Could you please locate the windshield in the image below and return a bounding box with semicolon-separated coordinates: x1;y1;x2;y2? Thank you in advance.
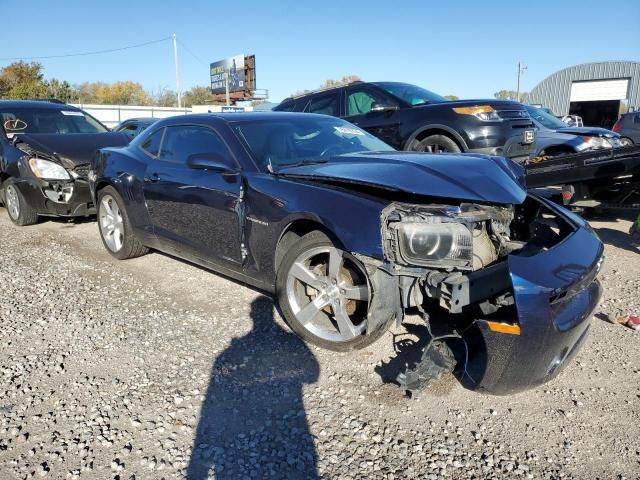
525;105;567;130
233;116;394;170
373;82;448;106
0;107;108;135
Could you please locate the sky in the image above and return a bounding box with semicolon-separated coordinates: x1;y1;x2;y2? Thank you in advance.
1;0;639;103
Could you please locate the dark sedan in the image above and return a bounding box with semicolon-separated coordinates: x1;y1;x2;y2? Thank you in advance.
90;112;603;395
0;100;129;225
113;117;157;139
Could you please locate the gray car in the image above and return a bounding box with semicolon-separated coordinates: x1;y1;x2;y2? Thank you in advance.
525;105;623;158
612;111;639;145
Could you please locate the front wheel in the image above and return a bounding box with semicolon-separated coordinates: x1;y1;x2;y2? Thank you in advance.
276;231;394;351
2;180;38;226
409;134;461;153
97;186;148;260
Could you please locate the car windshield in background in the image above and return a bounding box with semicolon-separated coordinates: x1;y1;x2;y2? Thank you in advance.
525;105;567;130
233;117;394;170
0;107;108;134
374;82;448;106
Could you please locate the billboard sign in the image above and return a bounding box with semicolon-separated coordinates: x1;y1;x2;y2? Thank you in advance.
210;54;245;94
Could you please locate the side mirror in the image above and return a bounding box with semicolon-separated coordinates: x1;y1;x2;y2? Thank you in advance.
371;102;399;113
186;153;235;173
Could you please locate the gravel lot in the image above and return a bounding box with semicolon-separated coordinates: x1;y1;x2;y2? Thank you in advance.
0;207;638;480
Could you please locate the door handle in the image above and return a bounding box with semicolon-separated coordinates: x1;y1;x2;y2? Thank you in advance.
144;173;160;183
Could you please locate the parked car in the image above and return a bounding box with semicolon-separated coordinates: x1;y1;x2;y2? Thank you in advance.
525;105;623;158
90;112;603;395
612;111;640;145
113;117;157;139
274;81;536;163
0;100;130;225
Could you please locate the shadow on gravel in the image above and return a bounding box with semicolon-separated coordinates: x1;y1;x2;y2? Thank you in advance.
594;227;639;254
186;296;320;479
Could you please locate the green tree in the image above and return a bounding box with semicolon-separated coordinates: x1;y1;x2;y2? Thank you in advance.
445;95;459;100
150;87;178;107
494;89;528;102
45;79;76;102
0;61;48;99
183;86;215;107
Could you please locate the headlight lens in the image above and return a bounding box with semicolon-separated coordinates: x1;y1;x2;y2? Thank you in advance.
28;158;71;180
397;221;473;268
453;105;503;122
581;136;612;149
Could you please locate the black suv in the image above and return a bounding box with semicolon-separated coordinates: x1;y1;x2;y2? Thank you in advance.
612;111;640;145
275;81;536;162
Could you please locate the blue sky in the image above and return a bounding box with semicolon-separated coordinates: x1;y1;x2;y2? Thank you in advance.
2;0;638;103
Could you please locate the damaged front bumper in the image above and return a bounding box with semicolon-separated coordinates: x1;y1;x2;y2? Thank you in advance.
379;196;604;395
13;176;95;217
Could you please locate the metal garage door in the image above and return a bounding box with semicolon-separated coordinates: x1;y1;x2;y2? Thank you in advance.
570;79;630;102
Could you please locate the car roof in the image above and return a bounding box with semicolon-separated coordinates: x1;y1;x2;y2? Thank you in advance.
121;117;157;123
151;112;332;127
0;99;80;110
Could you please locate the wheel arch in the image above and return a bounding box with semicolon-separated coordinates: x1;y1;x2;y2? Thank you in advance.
274;216;345;272
404;124;468;151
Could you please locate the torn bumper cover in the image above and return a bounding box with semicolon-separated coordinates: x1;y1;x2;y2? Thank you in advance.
13;175;95;217
465;221;603;394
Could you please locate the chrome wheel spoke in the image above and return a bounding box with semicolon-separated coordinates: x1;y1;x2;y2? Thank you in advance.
296;295;329;326
289;262;323;289
328;247;343;281
343;284;369;301
99;194;124;252
332;302;358;339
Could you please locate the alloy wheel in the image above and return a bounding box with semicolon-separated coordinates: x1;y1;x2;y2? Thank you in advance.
5;185;20;220
99;195;124;252
285;246;371;342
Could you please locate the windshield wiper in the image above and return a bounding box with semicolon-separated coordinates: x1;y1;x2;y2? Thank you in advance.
279;159;328;169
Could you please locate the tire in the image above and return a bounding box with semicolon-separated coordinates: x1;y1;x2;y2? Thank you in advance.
620;137;634;147
276;231;394;351
97;186;148;260
410;134;461;154
2;179;38;226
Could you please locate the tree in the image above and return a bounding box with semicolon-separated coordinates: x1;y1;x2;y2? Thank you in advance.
445;95;459;100
183;86;215;107
150;87;178;107
0;61;48;99
494;90;528;102
45;79;76;102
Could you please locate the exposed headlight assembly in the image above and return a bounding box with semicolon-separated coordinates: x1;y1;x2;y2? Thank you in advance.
396;220;473;269
28;158;71;180
580;136;612;150
453;105;502;122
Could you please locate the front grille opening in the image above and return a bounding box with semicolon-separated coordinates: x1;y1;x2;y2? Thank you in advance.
511;196;576;256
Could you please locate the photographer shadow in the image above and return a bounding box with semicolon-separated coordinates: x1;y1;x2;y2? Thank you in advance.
186;296;320;479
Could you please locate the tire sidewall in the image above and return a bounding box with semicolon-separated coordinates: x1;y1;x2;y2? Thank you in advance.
3;179;37;226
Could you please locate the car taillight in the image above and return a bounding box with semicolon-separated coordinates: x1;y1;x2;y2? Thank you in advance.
612;121;622;132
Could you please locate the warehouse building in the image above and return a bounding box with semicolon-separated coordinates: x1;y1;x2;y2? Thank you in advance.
528;61;640;128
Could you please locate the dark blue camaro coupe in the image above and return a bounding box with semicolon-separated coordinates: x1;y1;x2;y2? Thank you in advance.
90;112;603;395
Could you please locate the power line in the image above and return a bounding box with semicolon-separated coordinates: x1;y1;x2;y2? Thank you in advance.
0;37;172;61
176;39;208;66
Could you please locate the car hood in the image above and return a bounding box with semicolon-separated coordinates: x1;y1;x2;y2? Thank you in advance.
555;127;619;138
14;132;130;169
277;152;527;205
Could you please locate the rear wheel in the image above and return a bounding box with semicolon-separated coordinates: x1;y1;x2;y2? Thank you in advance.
410;134;461;153
2;179;38;226
97;186;148;260
620;137;634;147
276;231;393;351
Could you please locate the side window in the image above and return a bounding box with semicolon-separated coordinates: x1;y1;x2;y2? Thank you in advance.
276;101;296;112
121;124;138;139
346;88;391;116
158;125;231;165
634;114;640;124
140;128;164;157
305;93;340;117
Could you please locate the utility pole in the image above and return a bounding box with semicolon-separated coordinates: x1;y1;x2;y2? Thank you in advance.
172;33;182;108
224;71;231;106
516;61;527;103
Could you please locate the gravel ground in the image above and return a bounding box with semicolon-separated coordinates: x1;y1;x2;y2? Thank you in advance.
0;208;638;480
